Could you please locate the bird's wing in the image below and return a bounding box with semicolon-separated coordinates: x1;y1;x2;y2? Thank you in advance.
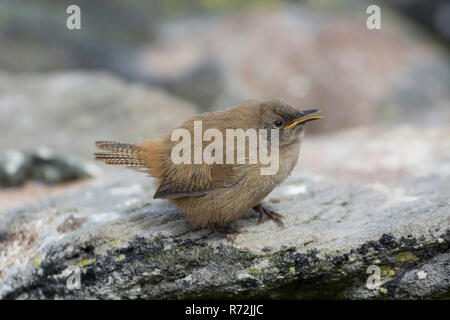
153;163;249;199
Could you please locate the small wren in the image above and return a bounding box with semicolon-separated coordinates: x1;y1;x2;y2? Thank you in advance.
94;100;322;240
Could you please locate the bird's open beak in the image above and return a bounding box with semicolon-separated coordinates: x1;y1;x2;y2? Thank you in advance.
284;109;323;130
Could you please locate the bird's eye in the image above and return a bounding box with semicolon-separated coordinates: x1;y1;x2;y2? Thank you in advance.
274;120;283;128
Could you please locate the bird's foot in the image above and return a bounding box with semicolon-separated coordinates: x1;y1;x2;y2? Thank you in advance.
252;204;285;227
206;224;247;242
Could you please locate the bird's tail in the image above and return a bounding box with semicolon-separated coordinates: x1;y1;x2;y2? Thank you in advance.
94;141;144;167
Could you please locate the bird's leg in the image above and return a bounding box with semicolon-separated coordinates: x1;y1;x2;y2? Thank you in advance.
206;223;247;242
252;204;285;227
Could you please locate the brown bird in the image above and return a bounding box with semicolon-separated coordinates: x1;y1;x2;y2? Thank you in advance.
94;100;322;240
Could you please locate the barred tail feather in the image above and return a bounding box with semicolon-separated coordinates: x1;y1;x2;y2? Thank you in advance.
94;141;144;167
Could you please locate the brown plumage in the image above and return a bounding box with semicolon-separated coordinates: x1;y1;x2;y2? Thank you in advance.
94;100;322;240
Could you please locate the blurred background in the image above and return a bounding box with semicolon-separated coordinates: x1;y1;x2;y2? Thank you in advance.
0;0;449;210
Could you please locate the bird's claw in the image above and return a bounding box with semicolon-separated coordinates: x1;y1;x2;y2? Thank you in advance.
253;204;285;228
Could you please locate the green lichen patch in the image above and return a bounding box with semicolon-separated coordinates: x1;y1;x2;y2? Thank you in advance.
397;251;418;263
33;254;42;267
76;258;96;267
289;267;295;275
247;267;262;277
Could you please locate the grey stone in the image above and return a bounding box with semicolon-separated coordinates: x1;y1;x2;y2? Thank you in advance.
0;148;98;187
28;149;94;185
395;253;450;298
0;151;31;187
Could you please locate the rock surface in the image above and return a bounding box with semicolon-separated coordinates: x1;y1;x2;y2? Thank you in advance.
0;125;448;299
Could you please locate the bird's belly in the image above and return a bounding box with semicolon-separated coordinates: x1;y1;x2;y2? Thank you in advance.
172;170;286;227
171;186;265;227
172;144;300;227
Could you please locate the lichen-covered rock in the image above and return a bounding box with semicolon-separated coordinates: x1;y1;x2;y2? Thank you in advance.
0;125;448;299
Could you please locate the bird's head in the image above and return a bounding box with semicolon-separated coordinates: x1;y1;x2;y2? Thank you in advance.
258;100;323;146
